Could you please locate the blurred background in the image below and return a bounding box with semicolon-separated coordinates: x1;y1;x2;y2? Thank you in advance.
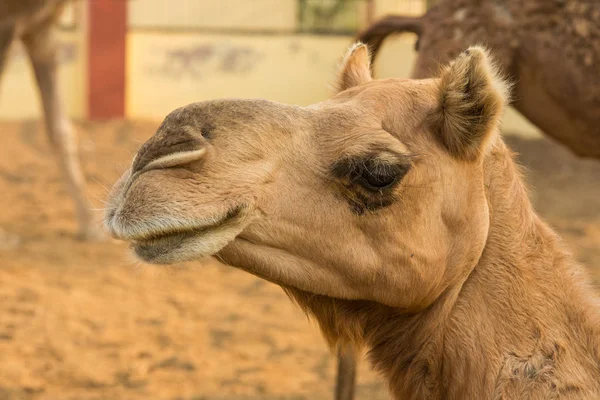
0;1;598;399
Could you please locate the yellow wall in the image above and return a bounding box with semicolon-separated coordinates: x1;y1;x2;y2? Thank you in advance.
375;0;426;18
125;31;418;115
127;32;354;116
128;0;297;32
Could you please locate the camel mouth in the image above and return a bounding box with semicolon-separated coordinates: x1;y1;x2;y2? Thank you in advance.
125;205;247;264
132;230;204;263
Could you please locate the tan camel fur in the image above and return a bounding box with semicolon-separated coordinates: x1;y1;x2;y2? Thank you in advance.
105;44;600;399
0;0;99;239
357;0;600;159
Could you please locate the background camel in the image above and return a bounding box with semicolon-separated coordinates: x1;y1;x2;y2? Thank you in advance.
357;0;600;159
105;44;600;399
0;0;98;240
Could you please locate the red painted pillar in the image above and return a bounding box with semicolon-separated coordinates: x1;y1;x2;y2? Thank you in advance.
87;0;127;119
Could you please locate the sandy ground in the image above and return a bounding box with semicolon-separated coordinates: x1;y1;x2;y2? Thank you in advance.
0;120;598;400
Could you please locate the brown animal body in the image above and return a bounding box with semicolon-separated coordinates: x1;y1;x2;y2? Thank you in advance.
357;0;600;159
0;0;99;239
105;44;600;399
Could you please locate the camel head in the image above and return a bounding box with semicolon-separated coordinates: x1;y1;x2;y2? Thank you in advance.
105;44;509;311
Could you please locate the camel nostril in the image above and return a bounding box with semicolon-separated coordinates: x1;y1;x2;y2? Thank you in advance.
137;148;207;172
131;135;206;174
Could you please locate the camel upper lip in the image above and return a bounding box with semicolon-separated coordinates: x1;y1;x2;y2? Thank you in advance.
109;204;245;242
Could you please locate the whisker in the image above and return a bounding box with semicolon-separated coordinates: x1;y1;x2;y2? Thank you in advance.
132;261;147;277
88;207;108;212
91;177;111;195
86;193;108;206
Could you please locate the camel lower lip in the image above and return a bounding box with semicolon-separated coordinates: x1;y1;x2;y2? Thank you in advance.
132;231;198;262
129;205;246;263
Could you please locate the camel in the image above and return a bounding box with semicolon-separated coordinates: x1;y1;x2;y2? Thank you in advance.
0;0;99;239
356;0;600;159
104;43;600;399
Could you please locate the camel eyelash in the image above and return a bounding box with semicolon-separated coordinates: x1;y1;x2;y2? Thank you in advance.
330;153;411;214
331;154;410;185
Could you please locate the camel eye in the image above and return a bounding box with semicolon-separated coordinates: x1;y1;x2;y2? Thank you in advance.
331;154;410;194
352;168;398;191
331;154;410;214
351;158;409;192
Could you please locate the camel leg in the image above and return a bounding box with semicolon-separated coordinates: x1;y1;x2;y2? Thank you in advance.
0;25;16;86
0;26;24;249
335;345;357;400
22;23;102;240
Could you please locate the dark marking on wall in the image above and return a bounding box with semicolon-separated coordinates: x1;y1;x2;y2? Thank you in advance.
149;43;265;79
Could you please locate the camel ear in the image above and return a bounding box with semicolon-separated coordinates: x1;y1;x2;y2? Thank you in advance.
335;43;372;92
429;46;510;160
